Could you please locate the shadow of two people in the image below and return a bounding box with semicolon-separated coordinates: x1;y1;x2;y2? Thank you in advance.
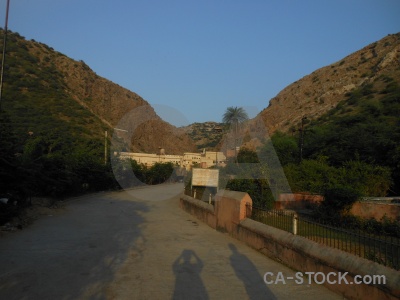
172;244;276;300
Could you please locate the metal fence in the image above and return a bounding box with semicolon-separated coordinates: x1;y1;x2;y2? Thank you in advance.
247;205;400;270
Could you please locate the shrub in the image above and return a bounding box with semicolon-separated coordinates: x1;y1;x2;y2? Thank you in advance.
321;185;361;214
237;148;259;163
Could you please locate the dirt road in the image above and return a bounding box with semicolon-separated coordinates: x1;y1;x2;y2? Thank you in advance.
0;184;341;299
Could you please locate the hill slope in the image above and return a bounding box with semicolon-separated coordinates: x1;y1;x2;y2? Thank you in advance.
254;33;400;135
183;33;400;153
0;30;196;155
180;122;225;151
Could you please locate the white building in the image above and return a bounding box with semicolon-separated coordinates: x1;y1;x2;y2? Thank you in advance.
117;152;182;167
116;149;226;170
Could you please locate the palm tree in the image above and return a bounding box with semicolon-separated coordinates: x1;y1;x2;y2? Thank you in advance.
222;106;249;161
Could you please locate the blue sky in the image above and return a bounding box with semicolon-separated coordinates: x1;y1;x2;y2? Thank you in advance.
1;0;399;126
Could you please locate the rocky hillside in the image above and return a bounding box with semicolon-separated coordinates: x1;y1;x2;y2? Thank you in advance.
3;30;398;155
183;33;400;152
1;30;196;155
253;33;400;136
180;122;225;151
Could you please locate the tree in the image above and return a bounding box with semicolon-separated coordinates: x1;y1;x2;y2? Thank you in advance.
237;148;259;163
222;106;249;161
222;106;249;132
146;162;174;184
259;131;298;166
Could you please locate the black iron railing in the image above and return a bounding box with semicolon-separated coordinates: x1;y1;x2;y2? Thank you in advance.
247;204;400;270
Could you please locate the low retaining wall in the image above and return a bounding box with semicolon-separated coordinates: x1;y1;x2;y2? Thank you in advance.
180;190;400;300
180;194;216;229
276;193;323;210
237;218;400;300
350;201;400;221
276;194;400;222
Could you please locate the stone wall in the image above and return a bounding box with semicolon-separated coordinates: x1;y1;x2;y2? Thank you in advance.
275;193;323;210
350;202;400;221
180;194;216;229
236;218;400;300
276;194;400;222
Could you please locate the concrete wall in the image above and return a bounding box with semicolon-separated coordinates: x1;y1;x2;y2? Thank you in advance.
180;190;400;300
214;190;252;233
350;202;400;221
237;219;400;300
276;193;323;210
277;194;400;222
180;194;216;229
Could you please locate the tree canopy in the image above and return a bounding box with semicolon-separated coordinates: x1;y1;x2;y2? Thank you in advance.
222;106;249;129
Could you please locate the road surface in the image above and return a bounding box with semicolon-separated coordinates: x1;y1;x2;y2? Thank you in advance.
0;183;342;299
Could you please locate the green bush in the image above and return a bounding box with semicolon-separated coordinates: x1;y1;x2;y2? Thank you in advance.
284;158;338;194
339;160;392;197
259;132;298;166
321;185;361;214
237;148;259;163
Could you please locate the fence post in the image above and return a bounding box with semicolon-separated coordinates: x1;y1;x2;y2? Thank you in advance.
292;213;298;235
209;193;212;204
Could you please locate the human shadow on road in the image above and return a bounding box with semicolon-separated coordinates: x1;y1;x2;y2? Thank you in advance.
172;249;209;300
228;243;276;300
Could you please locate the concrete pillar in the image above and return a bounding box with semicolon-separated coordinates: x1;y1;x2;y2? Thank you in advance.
215;190;252;234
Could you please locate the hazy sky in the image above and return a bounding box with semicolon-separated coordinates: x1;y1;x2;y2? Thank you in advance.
1;0;399;126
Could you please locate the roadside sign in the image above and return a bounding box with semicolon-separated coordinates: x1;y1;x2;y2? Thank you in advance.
192;168;219;188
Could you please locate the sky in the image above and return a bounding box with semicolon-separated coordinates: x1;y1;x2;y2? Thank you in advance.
0;0;399;126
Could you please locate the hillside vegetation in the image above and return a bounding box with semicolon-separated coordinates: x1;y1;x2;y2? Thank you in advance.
0;30;195;224
0;31;113;203
0;29;196;154
223;33;400;213
222;78;400;238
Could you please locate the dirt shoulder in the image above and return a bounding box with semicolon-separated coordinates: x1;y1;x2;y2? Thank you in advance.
0;197;67;236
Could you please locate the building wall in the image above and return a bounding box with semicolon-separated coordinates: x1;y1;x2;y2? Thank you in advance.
117;152;181;166
117;151;226;170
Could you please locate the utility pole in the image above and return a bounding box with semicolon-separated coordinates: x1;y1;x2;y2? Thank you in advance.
299;116;307;162
104;130;108;165
0;0;11;112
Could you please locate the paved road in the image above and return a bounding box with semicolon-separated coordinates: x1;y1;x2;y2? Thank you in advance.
0;184;342;299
